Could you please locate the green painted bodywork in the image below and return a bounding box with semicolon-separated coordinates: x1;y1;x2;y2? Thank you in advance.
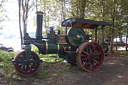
47;42;70;54
35;41;71;54
24;45;31;60
57;35;68;44
68;27;86;46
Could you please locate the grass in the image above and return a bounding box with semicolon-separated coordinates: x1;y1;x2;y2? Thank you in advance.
0;49;70;81
36;62;72;79
0;50;15;74
0;50;16;81
113;50;128;54
1;46;128;82
2;48;127;82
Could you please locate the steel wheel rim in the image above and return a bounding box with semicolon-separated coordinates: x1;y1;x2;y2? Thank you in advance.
14;50;40;76
77;42;104;72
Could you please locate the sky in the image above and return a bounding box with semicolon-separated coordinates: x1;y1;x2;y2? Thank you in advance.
2;0;19;34
2;0;36;33
0;0;36;51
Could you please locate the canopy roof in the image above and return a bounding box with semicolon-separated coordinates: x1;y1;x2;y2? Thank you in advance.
61;18;113;29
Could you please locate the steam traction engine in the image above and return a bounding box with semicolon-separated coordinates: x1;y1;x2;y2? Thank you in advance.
12;11;113;76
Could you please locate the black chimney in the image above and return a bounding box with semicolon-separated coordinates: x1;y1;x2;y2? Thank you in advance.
36;11;43;41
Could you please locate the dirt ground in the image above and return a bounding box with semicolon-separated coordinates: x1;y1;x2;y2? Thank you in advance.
1;52;128;85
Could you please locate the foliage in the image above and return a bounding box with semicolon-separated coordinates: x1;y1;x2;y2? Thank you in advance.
0;0;7;29
19;0;36;34
69;0;87;18
0;0;4;7
18;0;128;40
34;0;128;52
37;0;67;35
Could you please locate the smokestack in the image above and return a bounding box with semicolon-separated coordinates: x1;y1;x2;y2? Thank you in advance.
36;11;43;40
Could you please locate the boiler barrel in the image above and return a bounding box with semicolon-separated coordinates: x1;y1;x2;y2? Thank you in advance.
36;42;71;54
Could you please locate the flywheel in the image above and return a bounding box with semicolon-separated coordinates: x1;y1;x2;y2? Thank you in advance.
67;27;86;47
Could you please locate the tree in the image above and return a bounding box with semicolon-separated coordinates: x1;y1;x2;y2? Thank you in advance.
18;0;36;35
0;0;4;7
18;0;36;48
0;0;7;29
60;0;66;21
37;0;67;35
85;0;125;52
18;0;23;48
20;0;30;34
21;0;128;52
120;0;128;50
69;0;87;18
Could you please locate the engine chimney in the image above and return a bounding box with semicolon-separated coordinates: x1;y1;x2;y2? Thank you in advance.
36;11;43;41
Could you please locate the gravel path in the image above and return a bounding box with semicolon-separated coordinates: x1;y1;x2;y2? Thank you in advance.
41;53;128;85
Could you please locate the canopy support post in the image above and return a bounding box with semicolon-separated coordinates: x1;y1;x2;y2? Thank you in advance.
102;26;104;43
95;27;97;42
65;22;68;35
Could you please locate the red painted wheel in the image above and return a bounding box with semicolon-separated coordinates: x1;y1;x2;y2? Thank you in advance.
13;50;40;76
76;42;104;72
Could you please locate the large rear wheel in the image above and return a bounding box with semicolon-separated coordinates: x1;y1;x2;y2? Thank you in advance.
13;50;40;76
76;42;104;72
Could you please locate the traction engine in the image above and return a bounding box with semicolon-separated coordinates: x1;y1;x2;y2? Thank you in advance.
12;11;113;76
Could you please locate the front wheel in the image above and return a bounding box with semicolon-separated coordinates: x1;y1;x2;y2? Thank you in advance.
13;50;40;76
76;42;104;72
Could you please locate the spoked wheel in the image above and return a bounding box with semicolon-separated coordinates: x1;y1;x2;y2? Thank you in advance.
76;42;104;72
13;50;40;76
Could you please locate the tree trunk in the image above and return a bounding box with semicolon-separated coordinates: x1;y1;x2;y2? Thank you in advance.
110;23;114;53
79;0;87;18
119;34;122;43
115;27;118;50
21;0;30;35
110;18;115;53
18;0;23;49
110;0;116;53
70;0;87;18
101;0;104;44
61;1;66;21
110;35;114;53
0;0;4;7
116;35;117;50
126;27;128;51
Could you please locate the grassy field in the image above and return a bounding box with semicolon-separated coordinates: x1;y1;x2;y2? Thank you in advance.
0;50;15;81
0;50;71;81
1;47;127;82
